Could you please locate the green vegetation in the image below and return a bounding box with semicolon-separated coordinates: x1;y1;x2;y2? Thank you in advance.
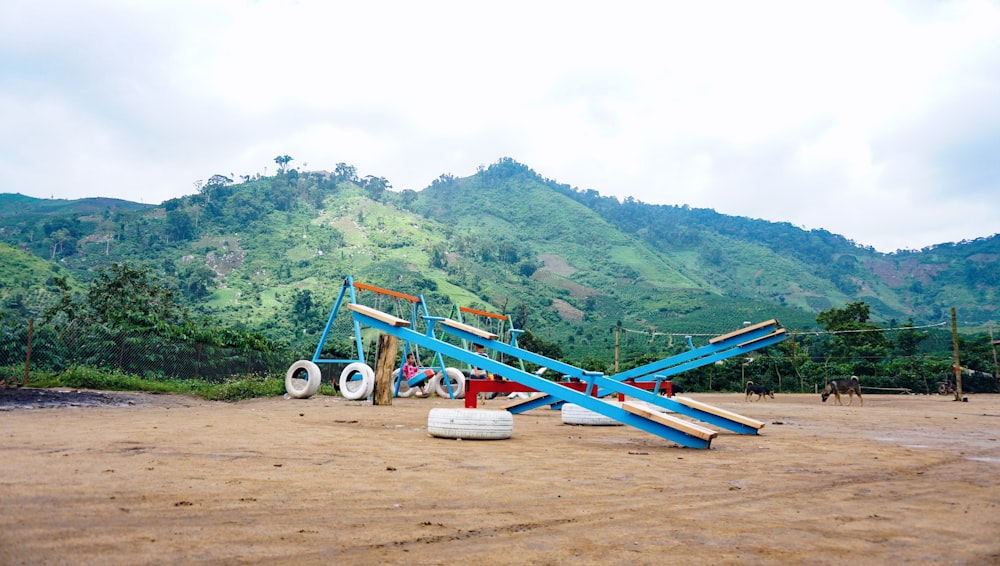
5;366;286;402
1;157;998;398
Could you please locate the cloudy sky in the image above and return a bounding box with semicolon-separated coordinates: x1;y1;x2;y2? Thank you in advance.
2;1;999;252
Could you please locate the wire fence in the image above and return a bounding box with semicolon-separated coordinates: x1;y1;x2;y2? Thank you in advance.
0;318;287;384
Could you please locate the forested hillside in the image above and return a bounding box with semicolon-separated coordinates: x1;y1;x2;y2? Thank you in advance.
1;158;997;377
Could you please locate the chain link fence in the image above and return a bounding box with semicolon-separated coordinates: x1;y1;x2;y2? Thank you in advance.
1;318;288;384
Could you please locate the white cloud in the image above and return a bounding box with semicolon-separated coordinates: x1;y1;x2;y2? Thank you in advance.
1;0;999;252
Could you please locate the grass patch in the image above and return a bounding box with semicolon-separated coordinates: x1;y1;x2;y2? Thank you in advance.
8;366;297;402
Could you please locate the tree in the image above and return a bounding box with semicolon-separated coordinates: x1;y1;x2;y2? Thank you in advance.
429;243;448;269
43;217;81;259
274;155;293;173
361;175;390;201
894;318;929;357
182;264;218;300
166;210;194;241
47;263;187;330
292;289;315;323
47;228;71;260
517;329;563;359
334;163;358;184
815;301;888;369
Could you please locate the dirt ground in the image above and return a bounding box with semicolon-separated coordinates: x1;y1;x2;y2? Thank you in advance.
1;388;999;565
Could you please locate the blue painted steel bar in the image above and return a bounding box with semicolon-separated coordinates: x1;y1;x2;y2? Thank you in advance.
632;330;787;381
610;322;782;382
312;276;364;365
432;320;766;435
506;394;560;414
350;311;712;448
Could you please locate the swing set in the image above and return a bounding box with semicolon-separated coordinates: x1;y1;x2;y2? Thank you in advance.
448;304;527;376
284;276;454;400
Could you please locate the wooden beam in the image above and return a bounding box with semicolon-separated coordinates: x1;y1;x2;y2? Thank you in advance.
623;401;718;442
345;303;410;327
737;329;788;349
671;396;765;430
439;317;499;340
710;319;780;344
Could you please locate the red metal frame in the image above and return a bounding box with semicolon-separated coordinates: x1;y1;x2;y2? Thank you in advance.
464;379;672;408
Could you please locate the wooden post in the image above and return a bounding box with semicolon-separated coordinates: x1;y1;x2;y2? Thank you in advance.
614;326;620;374
989;324;999;391
951;308;963;401
373;333;398;406
23;318;34;387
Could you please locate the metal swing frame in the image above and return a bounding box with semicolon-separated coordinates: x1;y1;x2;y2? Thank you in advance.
311;276;448;397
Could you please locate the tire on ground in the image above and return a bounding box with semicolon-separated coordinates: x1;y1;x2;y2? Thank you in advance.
561;401;625;426
285;360;322;399
427;408;513;440
339;362;374;401
433;367;466;399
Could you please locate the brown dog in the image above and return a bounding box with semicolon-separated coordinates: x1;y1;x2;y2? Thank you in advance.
821;376;863;406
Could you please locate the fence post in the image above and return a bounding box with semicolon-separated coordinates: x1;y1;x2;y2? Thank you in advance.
951;307;963;401
23;318;34;387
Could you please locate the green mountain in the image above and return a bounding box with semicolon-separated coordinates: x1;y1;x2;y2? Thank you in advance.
0;242;71;317
1;159;996;365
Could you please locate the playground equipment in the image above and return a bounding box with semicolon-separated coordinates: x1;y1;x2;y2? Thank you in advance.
340;283;789;449
461;319;787;407
428;314;786;434
284;277;453;401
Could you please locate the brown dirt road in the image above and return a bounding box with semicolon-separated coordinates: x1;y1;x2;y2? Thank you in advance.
2;390;999;565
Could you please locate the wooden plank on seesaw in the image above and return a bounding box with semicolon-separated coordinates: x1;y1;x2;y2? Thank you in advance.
623;401;718;442
345;303;411;327
439;317;499;340
671;396;765;430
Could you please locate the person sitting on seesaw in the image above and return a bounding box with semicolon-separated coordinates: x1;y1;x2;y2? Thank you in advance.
469;343;486;376
472;343;507;400
403;352;435;396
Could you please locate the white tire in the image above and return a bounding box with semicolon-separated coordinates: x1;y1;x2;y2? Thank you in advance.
339;362;374;401
561;401;625;426
427;408;513;440
433;367;466;399
285;360;322;399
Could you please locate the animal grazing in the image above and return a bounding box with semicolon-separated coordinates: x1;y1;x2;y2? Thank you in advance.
821;376;863;406
745;381;774;401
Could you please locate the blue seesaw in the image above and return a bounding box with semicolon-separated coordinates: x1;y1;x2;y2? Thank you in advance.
341;289;788;449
